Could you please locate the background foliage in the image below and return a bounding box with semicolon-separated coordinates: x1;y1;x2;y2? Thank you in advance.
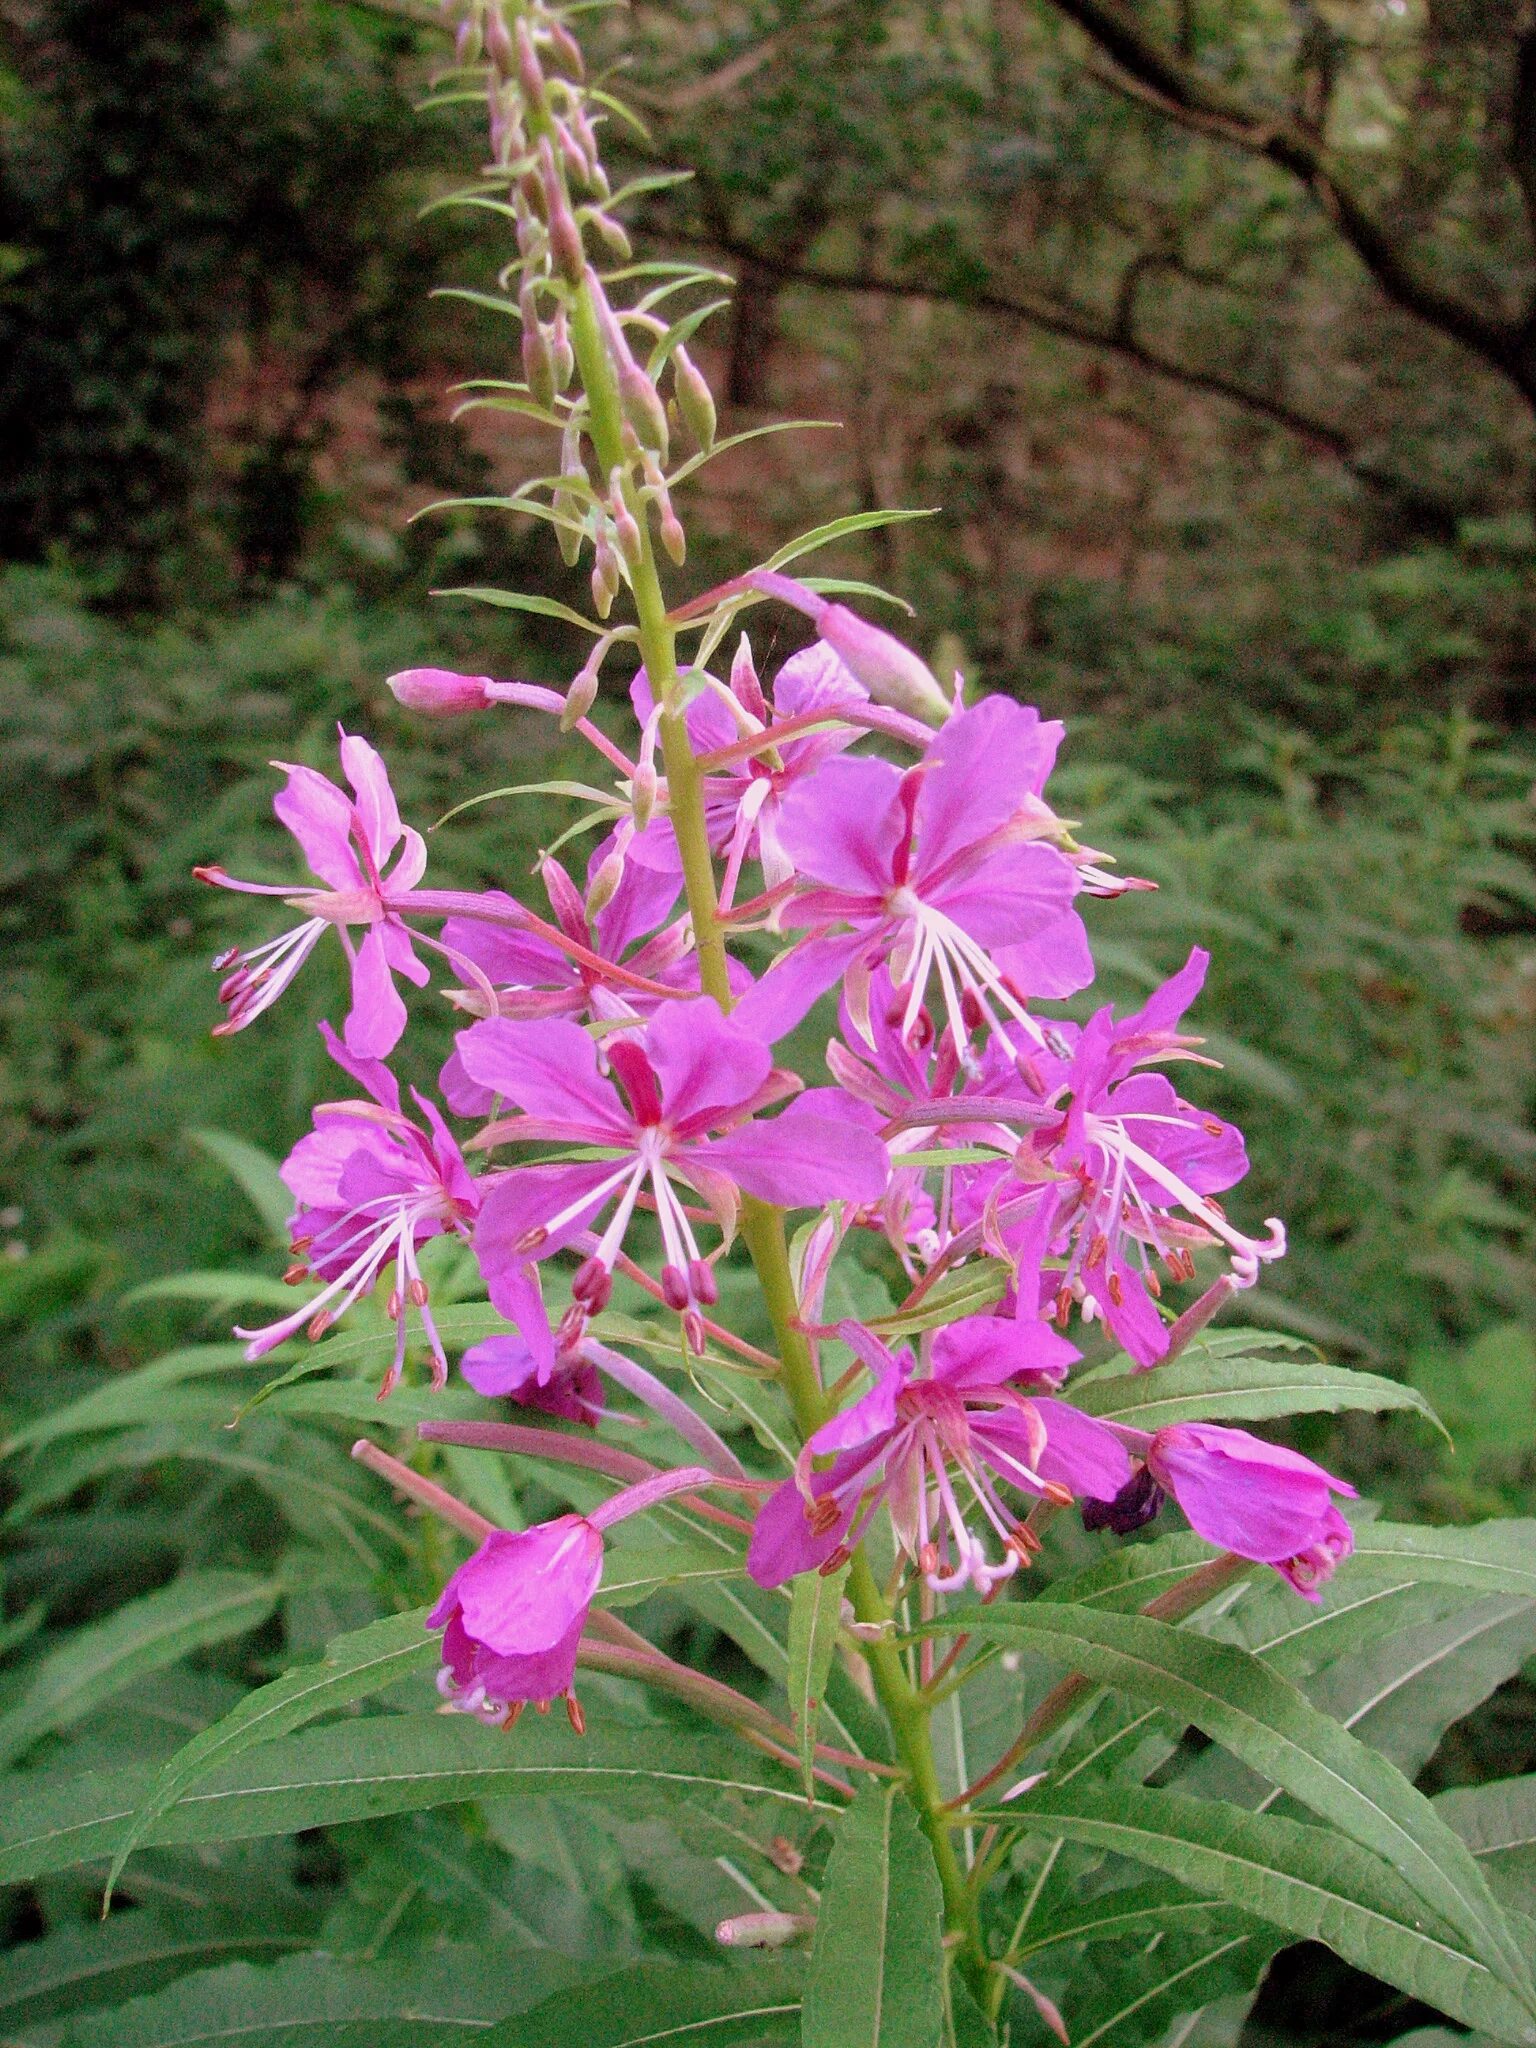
0;0;1533;2043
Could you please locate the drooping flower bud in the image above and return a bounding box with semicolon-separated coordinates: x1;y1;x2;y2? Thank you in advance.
672;344;716;453
591;529;621;617
550;303;574;389
387;667;493;716
541;144;585;283
561;646;603;729
514;17;545;107
608;468;644;568
814;604;950;725
584;848;625;917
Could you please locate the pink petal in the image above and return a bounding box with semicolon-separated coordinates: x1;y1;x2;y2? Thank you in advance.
1031;1400;1132;1501
731;931;867;1043
345;926;408;1059
990;907;1097;1001
931;842;1079;949
316;1017;401;1114
339;729;403;865
455;1016;627;1133
746;1475;856;1588
931;1314;1079;1390
272;764;360;892
646;998;770;1133
449;1520;604;1655
775;755;905;893
918;698;1063;879
698;1103;890;1208
475;1159;622;1267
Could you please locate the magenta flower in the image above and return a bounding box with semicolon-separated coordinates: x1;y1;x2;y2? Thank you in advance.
461;997;891;1367
736;697;1091;1055
197;729;429;1058
237;1024;476;1395
431;1464;716;1724
1091;1422;1357;1601
747;1316;1125;1595
633;639;869;900
1020;950;1283;1365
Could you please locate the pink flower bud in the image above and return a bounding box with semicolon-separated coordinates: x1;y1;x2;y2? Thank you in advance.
618;361;668;459
591;531;620;617
519;285;556;409
386;667;493;716
815;604;950;725
584;850;625;917
550;304;574;389
514;17;545;105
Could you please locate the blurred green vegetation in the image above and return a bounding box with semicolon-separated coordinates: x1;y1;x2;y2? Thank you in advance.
0;1;1533;2041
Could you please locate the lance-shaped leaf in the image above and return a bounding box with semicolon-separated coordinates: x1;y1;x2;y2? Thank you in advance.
187;1128;291;1240
483;1960;803;2047
1439;1776;1536;1919
990;1781;1536;2043
1018;1916;1276;2048
0;1715;815;1887
801;1782;946;2048
103;1608;440;1905
1350;1520;1536;1600
919;1603;1535;2011
787;1562;850;1798
57;1946;582;2048
1071;1355;1445;1435
0;1572;279;1772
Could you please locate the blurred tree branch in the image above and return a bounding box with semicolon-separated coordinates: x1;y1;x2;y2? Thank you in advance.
680;228;1463;530
1038;0;1536;408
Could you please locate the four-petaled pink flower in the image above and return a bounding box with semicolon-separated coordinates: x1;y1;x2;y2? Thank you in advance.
634;638;869;902
737;697;1091;1057
463;996;891;1370
1089;1421;1357;1601
197;728;430;1058
747;1315;1125;1595
991;949;1285;1365
238;1024;476;1395
431;1465;719;1724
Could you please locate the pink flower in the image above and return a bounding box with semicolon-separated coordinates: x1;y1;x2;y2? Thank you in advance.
197;729;429;1058
747;1316;1123;1594
236;1023;475;1395
956;951;1284;1366
735;697;1091;1055
633;639;869;901
462;997;890;1368
430;1464;718;1722
1100;1422;1357;1600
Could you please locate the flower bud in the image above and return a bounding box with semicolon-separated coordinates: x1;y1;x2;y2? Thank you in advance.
609;469;643;568
584;850;625;917
815;604;950;724
550;304;574;389
484;9;514;76
519;284;556;409
730;634;768;720
454;14;482;64
561;654;601;729
632;759;658;831
672;345;716;453
514;17;545;106
659;505;686;566
543;16;586;78
715;1913;815;1950
541;146;585;283
387;667;493;716
618;361;668;459
591;531;620;617
589;209;633;261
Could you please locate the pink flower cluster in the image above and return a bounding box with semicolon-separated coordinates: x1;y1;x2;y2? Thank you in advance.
200;618;1347;1725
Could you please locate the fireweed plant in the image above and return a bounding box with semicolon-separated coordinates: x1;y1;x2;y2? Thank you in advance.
43;5;1526;2043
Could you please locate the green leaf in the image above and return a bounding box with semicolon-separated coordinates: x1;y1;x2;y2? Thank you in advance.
104;1608;440;1905
764;508;939;572
1015;1880;1254;1960
802;1782;946;2048
432;586;612;634
187;1130;291;1241
0;1714;815;1886
1071;1354;1445;1435
483;1960;802;2047
922;1602;1535;2010
1440;1776;1536;1919
57;1947;582;2048
994;1782;1536;2043
1351;1519;1536;1600
0;1911;312;2033
3;1344;252;1456
599;1542;743;1608
1022;1916;1274;2048
787;1561;850;1797
0;1572;279;1770
123;1271;299;1310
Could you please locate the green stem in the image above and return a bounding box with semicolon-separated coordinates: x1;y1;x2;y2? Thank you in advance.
567;251;989;2000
